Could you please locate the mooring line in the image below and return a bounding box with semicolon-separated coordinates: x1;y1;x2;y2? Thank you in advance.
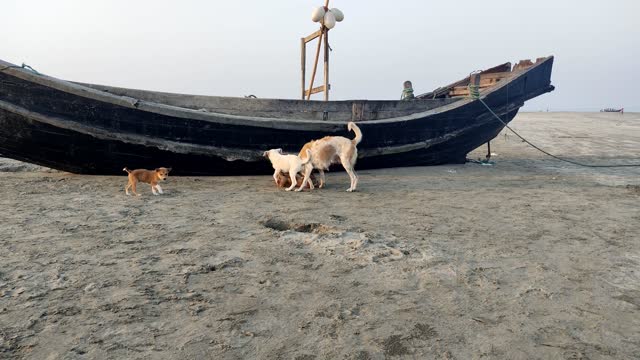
471;88;640;168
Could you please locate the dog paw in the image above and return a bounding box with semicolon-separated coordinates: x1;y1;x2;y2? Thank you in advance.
346;188;355;192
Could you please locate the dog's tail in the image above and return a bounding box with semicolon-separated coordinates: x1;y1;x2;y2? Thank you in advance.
301;149;313;165
122;167;131;174
347;122;363;145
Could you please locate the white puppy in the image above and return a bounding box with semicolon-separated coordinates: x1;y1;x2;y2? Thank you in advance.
263;148;313;191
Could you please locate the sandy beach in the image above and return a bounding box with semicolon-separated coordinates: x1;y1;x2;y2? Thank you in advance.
1;112;639;359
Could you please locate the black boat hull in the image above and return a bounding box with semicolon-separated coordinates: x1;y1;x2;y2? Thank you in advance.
0;57;553;175
0;106;519;175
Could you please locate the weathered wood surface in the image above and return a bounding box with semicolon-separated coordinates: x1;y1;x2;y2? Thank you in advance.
303;30;322;43
73;82;460;121
306;28;324;100
419;62;514;99
300;37;306;99
448;69;514;97
304;85;326;97
323;27;329;101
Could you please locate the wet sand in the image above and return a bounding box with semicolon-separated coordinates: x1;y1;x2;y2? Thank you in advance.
1;112;639;359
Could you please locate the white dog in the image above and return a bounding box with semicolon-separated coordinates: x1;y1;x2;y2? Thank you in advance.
297;122;362;192
263;148;313;191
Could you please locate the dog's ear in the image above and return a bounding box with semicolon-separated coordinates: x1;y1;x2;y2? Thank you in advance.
276;148;283;154
262;150;269;157
155;168;160;172
166;167;172;172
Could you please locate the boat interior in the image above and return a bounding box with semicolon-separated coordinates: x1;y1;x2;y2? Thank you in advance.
419;57;548;99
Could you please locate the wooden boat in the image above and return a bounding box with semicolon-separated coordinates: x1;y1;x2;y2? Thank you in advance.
600;108;623;113
0;56;554;175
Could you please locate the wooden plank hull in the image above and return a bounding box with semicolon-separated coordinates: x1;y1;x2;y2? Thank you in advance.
0;57;554;175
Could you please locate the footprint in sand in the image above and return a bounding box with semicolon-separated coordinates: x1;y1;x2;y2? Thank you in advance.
260;217;409;264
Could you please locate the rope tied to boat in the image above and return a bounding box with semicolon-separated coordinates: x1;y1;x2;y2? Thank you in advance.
0;63;41;75
467;70;483;99
470;91;640;168
467;84;480;99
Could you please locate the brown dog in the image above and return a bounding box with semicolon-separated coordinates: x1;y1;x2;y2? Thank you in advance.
275;172;319;190
123;167;171;196
298;122;362;192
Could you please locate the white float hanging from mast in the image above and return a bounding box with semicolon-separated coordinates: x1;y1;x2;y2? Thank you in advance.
301;1;344;101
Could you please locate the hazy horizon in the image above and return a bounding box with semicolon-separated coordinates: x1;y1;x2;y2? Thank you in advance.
2;0;639;111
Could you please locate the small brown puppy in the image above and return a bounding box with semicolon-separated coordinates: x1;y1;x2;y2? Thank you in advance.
123;167;171;196
275;172;319;190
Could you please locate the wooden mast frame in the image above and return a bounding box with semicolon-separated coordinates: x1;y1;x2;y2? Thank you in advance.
301;0;331;101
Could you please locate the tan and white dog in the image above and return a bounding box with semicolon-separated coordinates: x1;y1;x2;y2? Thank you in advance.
263;148;313;191
123;167;171;196
298;122;362;192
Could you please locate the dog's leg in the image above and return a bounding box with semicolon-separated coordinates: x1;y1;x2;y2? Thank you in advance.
350;148;359;191
306;166;315;190
350;169;359;192
296;165;313;192
286;171;297;191
273;170;280;186
318;169;326;188
347;168;358;191
125;181;131;195
341;158;358;192
156;184;164;194
131;181;140;196
151;185;158;195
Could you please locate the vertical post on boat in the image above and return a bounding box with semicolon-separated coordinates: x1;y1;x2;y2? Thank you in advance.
301;37;306;100
486;141;492;159
323;27;329;101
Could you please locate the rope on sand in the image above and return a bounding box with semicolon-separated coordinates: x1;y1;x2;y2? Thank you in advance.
471;91;640;168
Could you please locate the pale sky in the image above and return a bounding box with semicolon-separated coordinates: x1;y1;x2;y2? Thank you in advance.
2;0;639;111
